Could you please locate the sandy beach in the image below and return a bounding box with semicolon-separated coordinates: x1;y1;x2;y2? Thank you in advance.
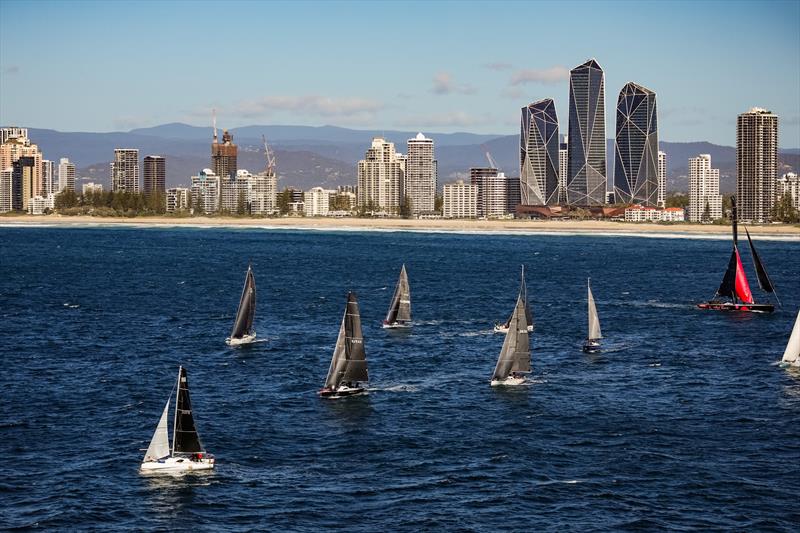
2;214;800;239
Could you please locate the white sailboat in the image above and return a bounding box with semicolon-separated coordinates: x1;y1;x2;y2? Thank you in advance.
140;366;215;472
780;309;800;368
319;292;369;398
490;288;531;386
226;265;256;346
583;278;602;353
494;265;534;333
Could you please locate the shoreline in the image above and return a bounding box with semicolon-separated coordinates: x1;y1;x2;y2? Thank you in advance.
2;215;799;240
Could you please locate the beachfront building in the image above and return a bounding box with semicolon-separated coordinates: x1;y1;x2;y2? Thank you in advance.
657;151;667;207
776;172;799;210
614;82;659;206
624;204;684;222
58;158;76;193
42;159;54;196
143;155;166;194
111;149;139;193
166;187;189;212
558;137;568;204
0;168;12;213
82;182;103;195
470;167;511;218
12;156;37;211
357;137;406;213
220;173;249;214
406;132;437;214
1;131;43;197
212;129;237;179
520;98;560;206
304;186;330;216
190;169;221;214
737;107;778;223
688;154;722;222
567;59;607;206
28;194;55;215
248;171;278;215
443;180;478;218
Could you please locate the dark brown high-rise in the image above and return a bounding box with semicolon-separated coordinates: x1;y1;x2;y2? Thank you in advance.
212;129;238;179
143;155;166;194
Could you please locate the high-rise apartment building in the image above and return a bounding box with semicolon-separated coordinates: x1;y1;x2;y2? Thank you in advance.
520;98;560;206
41;160;54;196
212;129;237;179
688;154;722;222
406;133;436;214
567;59;607;206
220;174;250;213
1;132;43;196
657;151;667;207
58;158;76;193
736;107;778;223
558;137;568;204
0;168;12;213
190;169;221;214
304;187;330;216
470;167;511;217
776;173;799;210
443;180;478;218
614;82;659;206
248;171;278;215
357;137;406;212
1;127;28;144
166;187;189;212
111;149;139;192
12;156;36;211
143;155;166;194
506;176;521;213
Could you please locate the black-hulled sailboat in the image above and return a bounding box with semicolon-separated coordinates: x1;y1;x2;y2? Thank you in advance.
490;286;531;386
698;197;777;313
494;265;534;333
383;264;411;329
320;292;369;398
140;366;215;472
583;278;602;353
226;265;256;345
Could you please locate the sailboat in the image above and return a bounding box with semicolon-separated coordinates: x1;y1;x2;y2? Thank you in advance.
780;310;800;368
383;264;411;329
226;264;256;345
490;287;531;386
697;197;777;313
140;366;215;472
583;278;602;353
319;292;369;398
494;265;534;333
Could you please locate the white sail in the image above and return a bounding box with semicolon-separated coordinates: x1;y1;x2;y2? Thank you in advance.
587;279;602;340
781;309;800;366
143;399;171;462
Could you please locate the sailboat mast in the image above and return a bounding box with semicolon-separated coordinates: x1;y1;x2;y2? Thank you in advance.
171;366;181;457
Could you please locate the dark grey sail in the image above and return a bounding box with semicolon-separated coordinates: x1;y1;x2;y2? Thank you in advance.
492;293;531;380
325;292;368;389
172;366;204;455
230;266;256;339
384;264;411;325
716;249;739;300
744;227;778;298
503;265;533;329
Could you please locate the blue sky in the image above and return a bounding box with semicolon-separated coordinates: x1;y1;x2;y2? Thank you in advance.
1;0;799;146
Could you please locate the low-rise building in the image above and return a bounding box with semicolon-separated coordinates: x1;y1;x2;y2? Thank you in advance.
166;187;189;212
776;172;799;210
82;182;104;195
443;180;478;218
624;204;684;222
28;194;55;215
304;187;330;216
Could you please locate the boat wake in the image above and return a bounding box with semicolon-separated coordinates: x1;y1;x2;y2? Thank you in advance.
367;384;419;393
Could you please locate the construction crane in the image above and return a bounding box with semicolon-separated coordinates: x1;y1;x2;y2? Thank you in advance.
262;134;276;176
481;143;499;170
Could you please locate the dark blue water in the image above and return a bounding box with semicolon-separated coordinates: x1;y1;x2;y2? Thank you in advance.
2;226;799;531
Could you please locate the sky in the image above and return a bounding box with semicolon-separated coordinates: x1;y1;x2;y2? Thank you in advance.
1;0;799;147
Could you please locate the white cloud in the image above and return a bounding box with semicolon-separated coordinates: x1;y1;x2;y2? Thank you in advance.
510;66;570;86
432;72;476;95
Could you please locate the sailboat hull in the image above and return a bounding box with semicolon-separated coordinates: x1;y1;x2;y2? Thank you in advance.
318;385;367;398
382;321;411;329
583;340;601;353
226;332;257;346
697;302;774;313
490;375;527;387
140;456;215;473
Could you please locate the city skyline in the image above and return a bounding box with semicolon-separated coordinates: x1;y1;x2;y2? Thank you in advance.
1;1;799;147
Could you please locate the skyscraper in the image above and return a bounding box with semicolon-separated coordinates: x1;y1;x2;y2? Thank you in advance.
688;154;722;222
111;149;139;192
1;131;43;196
12;156;36;211
470;167;509;217
567;59;606;206
58;158;75;193
737;107;778;223
613;82;659;206
657;151;667;207
406;133;436;214
143;155;166;194
520;98;559;206
357;138;406;212
558;136;568;204
212;129;238;180
41;159;54;196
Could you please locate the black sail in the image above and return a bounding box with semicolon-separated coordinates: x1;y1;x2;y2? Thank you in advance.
385;264;411;324
325;292;368;388
716;248;739;299
230;267;256;338
172;366;203;454
745;228;776;294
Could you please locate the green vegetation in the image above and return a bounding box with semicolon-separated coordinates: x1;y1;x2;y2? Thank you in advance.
772;192;799;223
665;192;689;209
53;190;166;217
276;189;293;215
399;195;412;218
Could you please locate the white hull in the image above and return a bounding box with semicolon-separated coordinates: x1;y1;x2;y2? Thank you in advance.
493;324;533;334
490;375;527;387
140;456;215;473
319;384;367;398
383;322;411;329
226;332;257;346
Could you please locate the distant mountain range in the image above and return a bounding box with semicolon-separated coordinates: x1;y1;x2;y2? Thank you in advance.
27;124;799;193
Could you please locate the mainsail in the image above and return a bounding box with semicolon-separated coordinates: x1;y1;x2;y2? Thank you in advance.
714;198;754;304
172;366;204;454
230;266;256;339
587;279;602;340
325;292;369;389
385;264;411;324
503;266;533;329
745;228;778;298
143;399;170;462
782;310;800;366
492;293;531;380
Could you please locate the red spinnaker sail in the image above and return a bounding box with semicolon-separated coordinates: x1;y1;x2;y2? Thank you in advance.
734;249;754;304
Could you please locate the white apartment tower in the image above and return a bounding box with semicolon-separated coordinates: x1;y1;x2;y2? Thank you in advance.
657;151;667;207
58;157;76;193
688;154;722;222
304;187;330;216
111;149;139;193
443;180;478;218
776;173;799;210
357;138;406;212
190;169;220;214
406;132;436;214
249;171;278;215
558;137;568;204
41;160;54;196
737;107;778;222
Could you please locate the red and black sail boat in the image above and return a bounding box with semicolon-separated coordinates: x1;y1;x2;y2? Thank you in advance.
698;197;777;313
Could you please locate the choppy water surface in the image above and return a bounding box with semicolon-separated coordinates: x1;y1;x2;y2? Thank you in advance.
1;226;799;530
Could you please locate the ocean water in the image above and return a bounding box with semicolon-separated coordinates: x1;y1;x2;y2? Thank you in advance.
1;225;799;531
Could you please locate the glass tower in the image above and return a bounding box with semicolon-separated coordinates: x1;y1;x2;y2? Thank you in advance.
613;82;659;206
567;59;606;206
520;98;559;206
